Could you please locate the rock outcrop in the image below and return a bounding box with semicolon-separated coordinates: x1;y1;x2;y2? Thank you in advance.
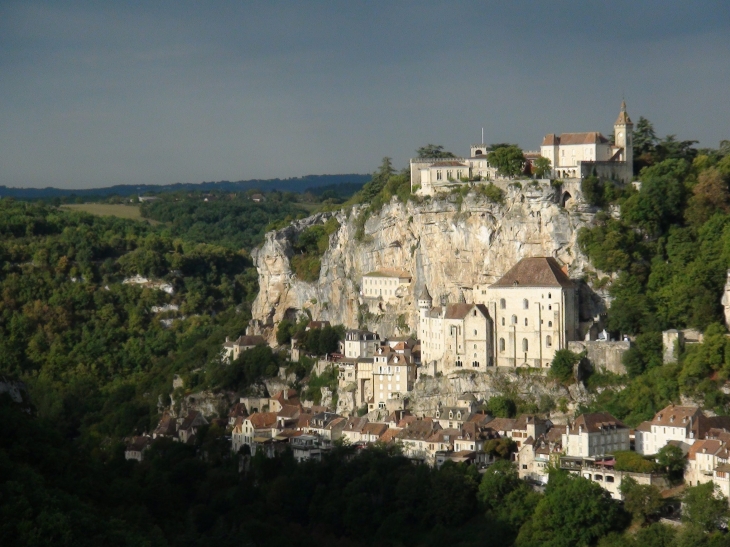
251;182;601;342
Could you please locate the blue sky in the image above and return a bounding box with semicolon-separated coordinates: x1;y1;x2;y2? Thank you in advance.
1;1;729;188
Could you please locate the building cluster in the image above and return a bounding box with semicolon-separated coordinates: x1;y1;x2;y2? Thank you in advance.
410;101;634;196
124;409;210;461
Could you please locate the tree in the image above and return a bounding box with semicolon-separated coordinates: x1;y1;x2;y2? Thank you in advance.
487;395;517;418
685;167;730;226
581;176;605;207
619;476;663;524
416;144;456;159
516;471;628;547
487;145;526;177
533;156;552;179
634;116;658;156
550;349;581;384
655;443;686;482
681;482;729;534
477;459;522;510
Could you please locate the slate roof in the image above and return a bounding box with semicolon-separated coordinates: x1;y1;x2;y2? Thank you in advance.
490;257;574;288
444;303;490;320
541;132;610;146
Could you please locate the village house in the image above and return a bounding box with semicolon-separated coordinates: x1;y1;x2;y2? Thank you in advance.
341;329;380;359
396;418;442;461
510;415;550;448
291;434;329;462
240;412;280;448
152;413;178;438
222;334;267;363
434;406;473;430
370;346;417;411
307;412;346;443
177;411;208;444
562;412;629;458
125;436;151;461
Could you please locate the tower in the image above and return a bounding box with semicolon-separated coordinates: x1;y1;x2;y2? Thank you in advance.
418;285;432;319
614;100;634;174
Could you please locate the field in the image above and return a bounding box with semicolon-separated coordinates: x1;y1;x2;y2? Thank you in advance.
60;203;148;221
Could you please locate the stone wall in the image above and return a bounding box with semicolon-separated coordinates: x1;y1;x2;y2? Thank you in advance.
568;340;630;375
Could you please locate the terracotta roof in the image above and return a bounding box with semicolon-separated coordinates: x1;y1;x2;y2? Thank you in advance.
379;428;402;443
568;412;627;434
541;132;609;146
343;417;369;432
490;257;574;288
635;421;652;433
444;303;490;320
427;428;462;444
487;417;516;432
398;419;441;440
545;425;567;443
514;414;547;430
650;405;702;427
688;439;723;460
362;423;388;437
247;412;279;429
430;160;467;167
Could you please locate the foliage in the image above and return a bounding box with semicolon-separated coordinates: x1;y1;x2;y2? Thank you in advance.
550;349;581;384
613;450;658;473
516;470;629;547
416;144;456;159
655;444;687;482
619;477;663;524
681;482;729;534
476;182;505;204
484;438;518;459
487;145;526;178
487;395;517;418
533;156;552;179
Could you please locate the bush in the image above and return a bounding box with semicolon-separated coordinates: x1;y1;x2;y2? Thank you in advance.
550;349;581;384
613;450;657;473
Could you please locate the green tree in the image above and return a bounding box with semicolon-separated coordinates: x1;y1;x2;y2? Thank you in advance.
533;156;552;179
655;443;686;482
416;144;456;159
487;395;517;418
681;482;729;534
619;476;663;524
487;145;526;178
550;349;581;384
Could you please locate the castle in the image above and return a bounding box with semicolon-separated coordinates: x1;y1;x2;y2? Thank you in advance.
410;102;633;195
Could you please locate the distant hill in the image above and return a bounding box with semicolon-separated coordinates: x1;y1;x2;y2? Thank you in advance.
0;174;371;199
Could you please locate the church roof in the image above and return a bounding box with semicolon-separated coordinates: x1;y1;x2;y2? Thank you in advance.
490;257;574;288
615;100;633;125
542;132;609;146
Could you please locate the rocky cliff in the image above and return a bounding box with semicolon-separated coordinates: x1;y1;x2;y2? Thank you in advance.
250;182;603;341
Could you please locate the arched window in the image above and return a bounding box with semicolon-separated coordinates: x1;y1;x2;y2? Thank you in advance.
546;335;552;348
548;292;552;299
523;299;529;309
500;298;506;309
522;338;528;351
473;330;477;335
472;361;480;367
548;321;552;327
512;315;517;324
473;344;477;349
499;338;505;352
455;360;463;367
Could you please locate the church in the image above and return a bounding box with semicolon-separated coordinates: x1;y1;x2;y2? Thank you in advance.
419;257;579;374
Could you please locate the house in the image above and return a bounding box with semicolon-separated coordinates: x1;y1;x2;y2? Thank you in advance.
474;257;579;369
361;270;412;302
511;415;549;448
227;402;248;426
307;412;345;443
486;417;516;439
125;436;151;461
240;412;279;447
434;406;472;430
562;412;629;458
269;389;301;412
291;434;329;462
341;330;380;359
418;289;494;374
370;346;417;411
341;416;370;445
222;335;267;363
177;411;208;444
396;418;441;461
634;404;705;455
153;413;178;438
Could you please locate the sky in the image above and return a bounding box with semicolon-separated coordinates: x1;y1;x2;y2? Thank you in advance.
1;1;729;189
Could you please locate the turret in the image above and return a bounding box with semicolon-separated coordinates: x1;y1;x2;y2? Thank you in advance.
418;285;432;318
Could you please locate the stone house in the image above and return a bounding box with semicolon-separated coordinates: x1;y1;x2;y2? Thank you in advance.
125;436;151;461
177;411;208;444
341;330;380;359
434;406;473;430
370;347;417;411
511;415;550;448
396;418;441;461
634;404;705;455
562;412;629;458
240;412;279;447
222;335;267;363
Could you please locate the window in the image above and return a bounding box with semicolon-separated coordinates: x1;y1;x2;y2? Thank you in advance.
473;330;477;335
548;293;551;299
456;360;463;367
499;338;505;352
548;321;552;327
473;344;477;349
500;298;506;309
524;318;528;326
502;317;505;326
436;170;442;180
522;339;528;351
523;299;529;309
546;335;552;348
472;361;480;367
512;315;517;324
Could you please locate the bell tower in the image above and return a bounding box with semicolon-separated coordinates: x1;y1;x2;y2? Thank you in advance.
614;100;634;171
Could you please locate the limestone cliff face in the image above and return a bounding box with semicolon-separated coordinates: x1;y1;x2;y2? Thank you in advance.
250;183;600;342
